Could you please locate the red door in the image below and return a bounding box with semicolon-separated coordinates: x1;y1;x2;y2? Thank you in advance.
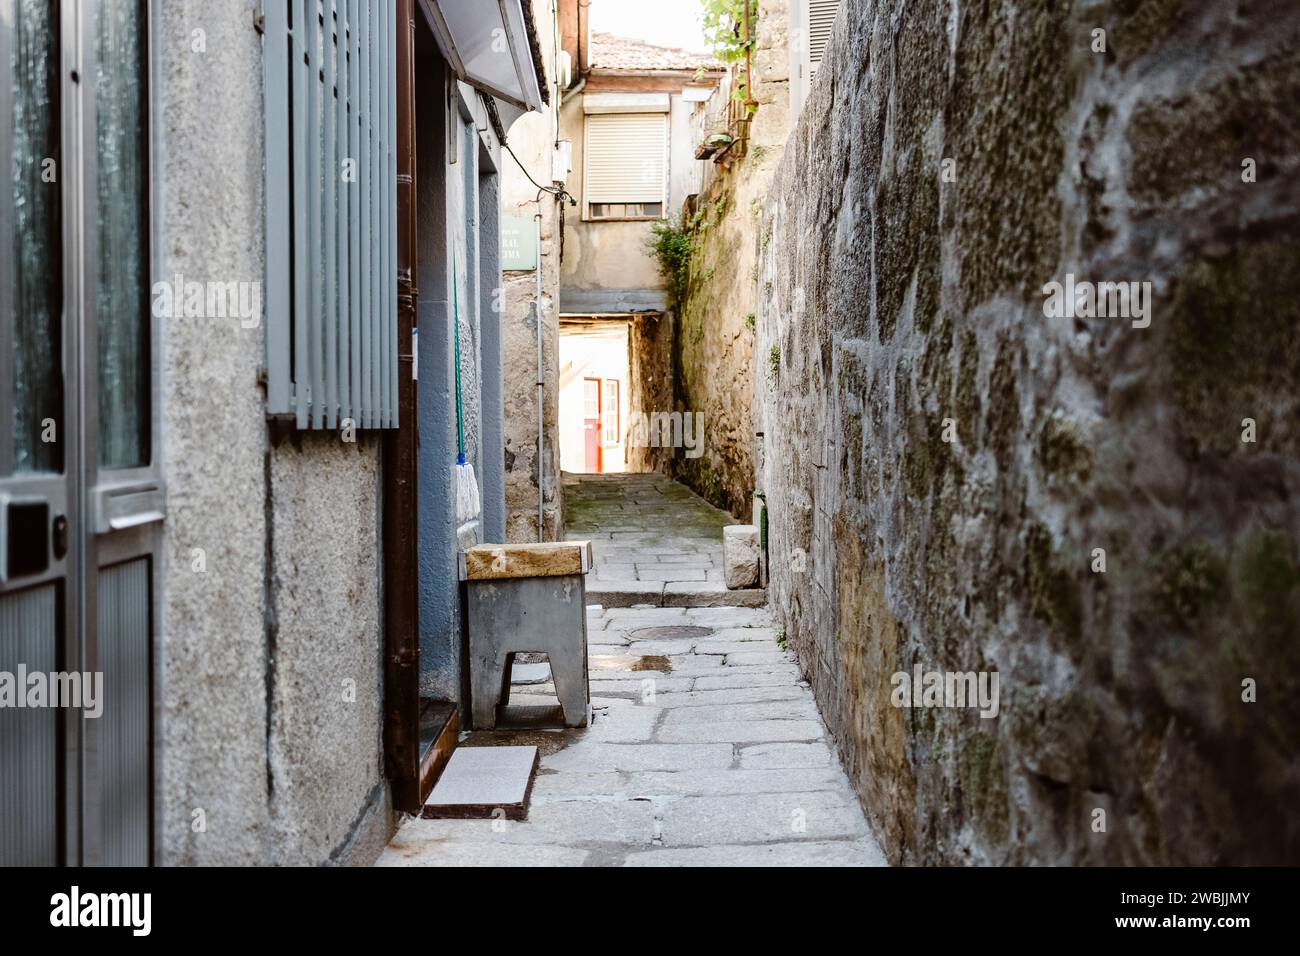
582;378;602;472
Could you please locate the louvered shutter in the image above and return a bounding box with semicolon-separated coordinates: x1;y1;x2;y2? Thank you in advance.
807;0;839;76
584;113;667;205
263;0;398;430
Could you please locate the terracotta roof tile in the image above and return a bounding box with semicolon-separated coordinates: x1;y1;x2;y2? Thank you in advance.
588;32;723;73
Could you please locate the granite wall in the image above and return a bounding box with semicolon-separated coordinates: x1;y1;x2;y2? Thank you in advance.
756;0;1300;864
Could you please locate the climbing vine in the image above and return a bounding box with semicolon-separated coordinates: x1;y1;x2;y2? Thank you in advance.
699;0;760;107
646;220;693;310
699;0;759;63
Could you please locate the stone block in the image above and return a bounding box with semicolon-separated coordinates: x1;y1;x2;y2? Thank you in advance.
722;524;760;589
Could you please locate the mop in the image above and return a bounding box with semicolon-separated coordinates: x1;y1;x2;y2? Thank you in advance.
451;251;481;528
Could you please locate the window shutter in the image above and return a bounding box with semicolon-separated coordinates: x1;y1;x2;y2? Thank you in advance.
264;0;398;430
807;0;839;76
584;113;667;205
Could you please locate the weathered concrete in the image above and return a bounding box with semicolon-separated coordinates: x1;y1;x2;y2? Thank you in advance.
756;0;1300;864
155;0;389;866
267;437;384;865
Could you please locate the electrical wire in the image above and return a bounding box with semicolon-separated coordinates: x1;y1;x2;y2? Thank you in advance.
503;139;577;207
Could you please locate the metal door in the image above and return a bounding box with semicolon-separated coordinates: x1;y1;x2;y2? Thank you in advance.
1;0;158;866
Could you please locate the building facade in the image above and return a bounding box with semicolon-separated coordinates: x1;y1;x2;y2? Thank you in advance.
2;0;548;866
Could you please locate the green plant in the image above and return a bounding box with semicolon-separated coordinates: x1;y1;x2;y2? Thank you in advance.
745;313;756;331
646;220;693;309
775;628;788;651
768;343;780;383
700;0;759;62
748;144;768;167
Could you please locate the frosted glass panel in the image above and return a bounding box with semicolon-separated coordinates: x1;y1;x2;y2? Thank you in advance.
95;0;150;468
10;0;65;474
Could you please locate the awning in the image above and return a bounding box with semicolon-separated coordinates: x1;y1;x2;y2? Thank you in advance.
420;0;547;112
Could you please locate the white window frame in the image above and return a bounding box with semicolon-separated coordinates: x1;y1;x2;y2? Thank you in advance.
582;111;669;222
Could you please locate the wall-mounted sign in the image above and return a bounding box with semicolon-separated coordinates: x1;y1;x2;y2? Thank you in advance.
501;214;537;271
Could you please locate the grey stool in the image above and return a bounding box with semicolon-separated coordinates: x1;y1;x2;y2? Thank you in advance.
459;541;593;729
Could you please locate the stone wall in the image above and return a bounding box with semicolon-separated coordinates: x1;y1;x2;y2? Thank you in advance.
627;312;678;474
672;0;790;518
756;0;1300;864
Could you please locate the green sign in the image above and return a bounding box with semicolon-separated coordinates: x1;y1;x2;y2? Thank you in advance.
501;214;537;271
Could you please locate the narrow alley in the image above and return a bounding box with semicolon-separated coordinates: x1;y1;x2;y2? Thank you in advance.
3;0;1296;893
379;474;883;866
563;472;764;608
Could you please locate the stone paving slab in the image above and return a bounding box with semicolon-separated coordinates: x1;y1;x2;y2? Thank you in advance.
390;800;657;847
588;631;631;646
650;685;810;708
542;741;736;772
722;650;792;666
377;475;884;867
624;841;886;867
658;791;871;846
625;767;851;797
378;841;590;866
693;640;778;655
530;767;854;802
658;699;822;723
657;718;825;744
738;741;837;769
691;669;803;691
587;677;695;696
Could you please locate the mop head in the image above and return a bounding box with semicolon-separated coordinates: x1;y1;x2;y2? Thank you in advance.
454;455;481;526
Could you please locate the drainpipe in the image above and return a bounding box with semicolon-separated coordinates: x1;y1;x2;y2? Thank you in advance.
383;0;420;813
535;210;545;541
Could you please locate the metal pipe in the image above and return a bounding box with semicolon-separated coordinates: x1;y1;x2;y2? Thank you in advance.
535;210;545;541
383;0;421;813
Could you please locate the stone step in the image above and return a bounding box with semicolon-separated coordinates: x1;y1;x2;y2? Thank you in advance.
588;583;767;609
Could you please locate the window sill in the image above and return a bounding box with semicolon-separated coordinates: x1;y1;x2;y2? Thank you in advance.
584;216;665;223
